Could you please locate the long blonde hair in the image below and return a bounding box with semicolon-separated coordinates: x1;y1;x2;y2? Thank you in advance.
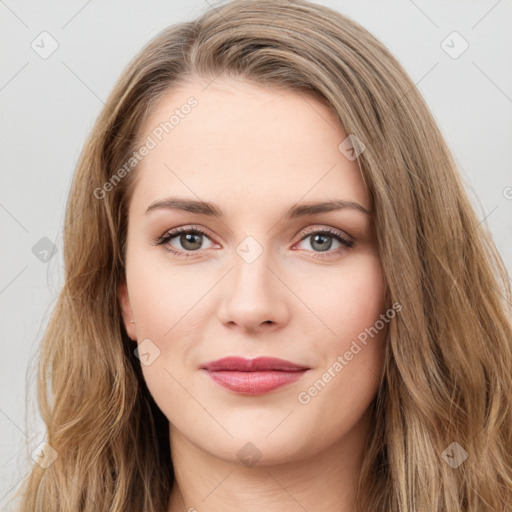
17;1;512;510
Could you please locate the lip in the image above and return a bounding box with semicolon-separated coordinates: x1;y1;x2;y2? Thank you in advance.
200;357;310;396
200;356;310;372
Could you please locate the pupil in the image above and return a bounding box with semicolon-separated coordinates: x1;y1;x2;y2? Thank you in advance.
182;233;202;250
312;233;332;252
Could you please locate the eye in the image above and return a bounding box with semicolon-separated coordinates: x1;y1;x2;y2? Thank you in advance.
153;225;355;259
154;225;214;257
294;226;354;259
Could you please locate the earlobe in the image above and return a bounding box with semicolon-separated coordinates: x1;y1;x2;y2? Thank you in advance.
117;280;137;341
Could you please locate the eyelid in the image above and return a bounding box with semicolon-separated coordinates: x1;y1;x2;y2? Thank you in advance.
297;225;354;244
153;224;215;246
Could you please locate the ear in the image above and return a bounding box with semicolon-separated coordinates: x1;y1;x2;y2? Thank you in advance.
118;279;137;341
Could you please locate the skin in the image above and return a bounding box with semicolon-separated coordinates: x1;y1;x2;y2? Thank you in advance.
118;77;387;512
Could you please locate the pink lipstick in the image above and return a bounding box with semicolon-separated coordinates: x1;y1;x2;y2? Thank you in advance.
200;356;310;395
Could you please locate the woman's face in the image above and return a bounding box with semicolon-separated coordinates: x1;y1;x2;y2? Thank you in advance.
118;78;387;465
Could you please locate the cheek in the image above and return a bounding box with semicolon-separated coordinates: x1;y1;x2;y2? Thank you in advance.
295;253;387;428
129;263;203;423
127;252;208;339
304;252;386;347
125;254;211;405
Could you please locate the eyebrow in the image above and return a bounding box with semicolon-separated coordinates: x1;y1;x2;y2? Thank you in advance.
145;197;372;218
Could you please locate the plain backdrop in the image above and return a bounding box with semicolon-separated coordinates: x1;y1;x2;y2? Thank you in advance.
1;0;511;509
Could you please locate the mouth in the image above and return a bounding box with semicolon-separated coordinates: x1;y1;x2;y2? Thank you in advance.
200;356;310;396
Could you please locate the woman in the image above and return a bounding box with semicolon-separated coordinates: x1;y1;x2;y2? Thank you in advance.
18;0;512;510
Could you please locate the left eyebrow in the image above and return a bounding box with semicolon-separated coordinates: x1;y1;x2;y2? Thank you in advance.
282;199;372;218
144;197;372;218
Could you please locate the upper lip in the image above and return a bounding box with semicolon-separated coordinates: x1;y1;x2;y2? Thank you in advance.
200;357;310;372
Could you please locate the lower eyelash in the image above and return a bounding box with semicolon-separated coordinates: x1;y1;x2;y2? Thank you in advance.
154;226;354;257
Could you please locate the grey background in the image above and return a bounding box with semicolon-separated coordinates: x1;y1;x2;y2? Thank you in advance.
1;0;511;509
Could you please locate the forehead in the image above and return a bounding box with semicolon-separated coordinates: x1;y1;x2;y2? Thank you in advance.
129;79;369;217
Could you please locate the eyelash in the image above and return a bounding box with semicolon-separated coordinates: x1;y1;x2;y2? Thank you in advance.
153;225;355;259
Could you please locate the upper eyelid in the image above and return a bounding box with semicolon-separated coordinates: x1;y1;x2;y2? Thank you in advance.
299;225;354;241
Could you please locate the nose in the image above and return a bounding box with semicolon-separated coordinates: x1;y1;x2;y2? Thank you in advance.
217;245;290;333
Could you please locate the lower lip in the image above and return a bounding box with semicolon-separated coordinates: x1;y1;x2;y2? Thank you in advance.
202;369;308;395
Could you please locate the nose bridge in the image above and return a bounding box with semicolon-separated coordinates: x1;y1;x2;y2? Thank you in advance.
217;233;288;330
231;233;275;299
